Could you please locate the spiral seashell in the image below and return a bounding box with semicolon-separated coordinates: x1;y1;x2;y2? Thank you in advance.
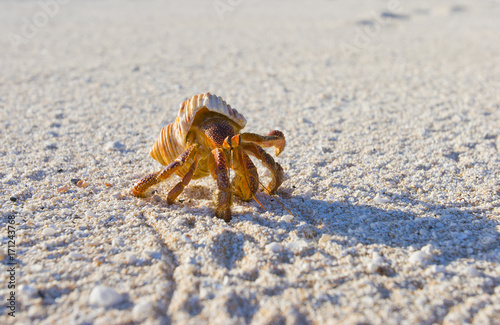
150;123;183;166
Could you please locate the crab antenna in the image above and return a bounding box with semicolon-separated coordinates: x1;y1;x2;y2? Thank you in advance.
258;180;294;217
252;194;266;210
272;195;294;216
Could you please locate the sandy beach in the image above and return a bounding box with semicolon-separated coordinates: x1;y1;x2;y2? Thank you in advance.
1;0;499;324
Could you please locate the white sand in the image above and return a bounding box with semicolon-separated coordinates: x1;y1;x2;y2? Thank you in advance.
1;0;499;324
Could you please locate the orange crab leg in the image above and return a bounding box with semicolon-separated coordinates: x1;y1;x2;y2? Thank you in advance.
231;145;259;201
167;153;200;204
210;148;232;222
131;144;198;197
239;130;286;156
241;142;284;194
223;134;264;208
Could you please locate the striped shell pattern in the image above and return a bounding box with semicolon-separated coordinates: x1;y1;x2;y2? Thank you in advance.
150;93;247;176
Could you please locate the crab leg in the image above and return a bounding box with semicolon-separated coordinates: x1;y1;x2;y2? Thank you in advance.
231;146;259;201
241;143;284;194
209;148;232;222
166;153;200;204
239;130;286;156
131;144;198;197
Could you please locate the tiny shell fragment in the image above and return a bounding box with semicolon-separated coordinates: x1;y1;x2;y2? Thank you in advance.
69;252;85;260
104;182;113;187
374;193;390;203
57;184;70;193
89;285;123;307
77;180;89;187
409;251;431;265
42;227;57;236
318;234;332;245
266;242;282;253
93;255;106;265
286;240;308;251
105;141;126;151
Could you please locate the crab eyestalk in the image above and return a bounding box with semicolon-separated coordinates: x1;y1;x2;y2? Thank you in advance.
222;134;241;151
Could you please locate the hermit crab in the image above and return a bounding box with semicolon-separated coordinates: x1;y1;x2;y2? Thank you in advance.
132;93;285;222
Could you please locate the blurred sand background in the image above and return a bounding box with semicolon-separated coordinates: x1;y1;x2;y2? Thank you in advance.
1;0;499;324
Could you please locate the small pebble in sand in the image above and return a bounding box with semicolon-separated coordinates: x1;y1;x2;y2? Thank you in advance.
112;192;125;199
480;235;496;246
173;217;186;226
286;240;308;252
69;252;85;260
366;262;378;274
463;266;480;277
105;141;126;151
366;253;386;273
266;242;282;253
89;285;124;307
180;234;192;243
125;254;139;265
20;284;38;298
409;251;431;265
112;237;124;247
373;193;390;203
85;211;97;218
372;252;385;265
133;301;156;321
93;256;106;266
319;234;332;245
104;182;113;187
42;227;57;236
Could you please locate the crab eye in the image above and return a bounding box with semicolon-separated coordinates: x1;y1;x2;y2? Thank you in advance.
222;136;232;150
233;134;241;146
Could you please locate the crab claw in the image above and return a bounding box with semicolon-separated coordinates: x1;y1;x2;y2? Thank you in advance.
222;136;231;150
267;130;285;156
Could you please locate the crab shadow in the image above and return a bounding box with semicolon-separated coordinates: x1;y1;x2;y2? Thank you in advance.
233;192;500;265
